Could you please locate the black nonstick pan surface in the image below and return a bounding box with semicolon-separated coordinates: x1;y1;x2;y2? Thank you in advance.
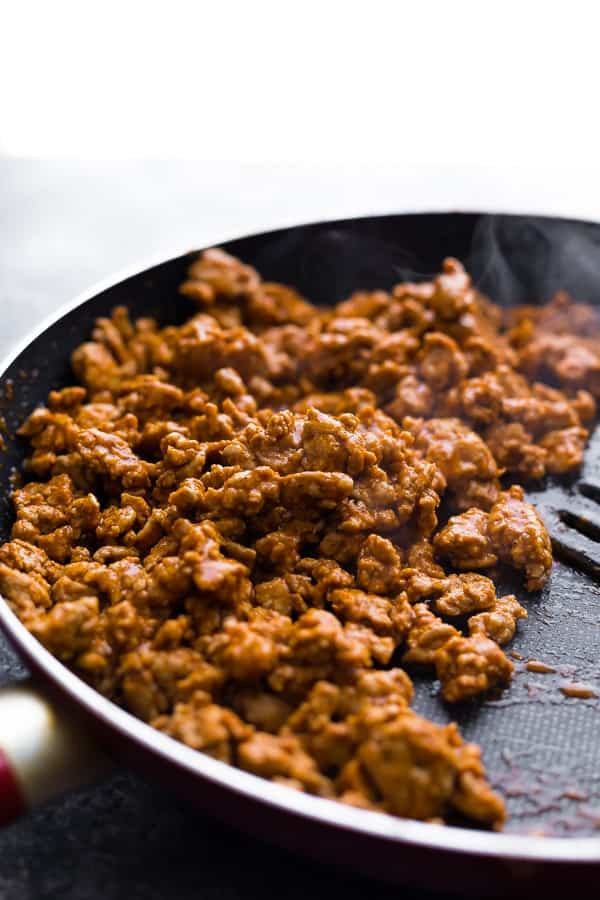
1;212;599;888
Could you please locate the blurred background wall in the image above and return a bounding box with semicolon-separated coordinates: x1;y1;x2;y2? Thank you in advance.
2;0;600;350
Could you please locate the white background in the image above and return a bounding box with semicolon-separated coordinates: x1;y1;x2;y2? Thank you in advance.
0;0;599;166
3;0;600;356
1;0;598;166
0;0;600;220
2;2;600;265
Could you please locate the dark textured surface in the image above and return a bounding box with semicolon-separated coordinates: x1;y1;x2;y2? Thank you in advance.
1;161;600;898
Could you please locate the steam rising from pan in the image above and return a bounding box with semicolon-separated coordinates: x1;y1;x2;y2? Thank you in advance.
241;213;600;308
469;215;600;307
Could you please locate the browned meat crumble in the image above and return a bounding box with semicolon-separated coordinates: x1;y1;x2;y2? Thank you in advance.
3;248;599;830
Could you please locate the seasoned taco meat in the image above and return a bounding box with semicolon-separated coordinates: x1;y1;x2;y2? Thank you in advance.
4;248;595;831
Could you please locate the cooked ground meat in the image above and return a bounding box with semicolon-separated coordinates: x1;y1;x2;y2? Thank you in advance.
468;594;528;645
434;634;514;703
4;248;598;831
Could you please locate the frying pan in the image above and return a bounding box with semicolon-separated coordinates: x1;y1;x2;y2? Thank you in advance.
1;213;600;897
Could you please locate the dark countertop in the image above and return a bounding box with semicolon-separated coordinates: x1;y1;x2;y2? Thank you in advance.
0;159;442;900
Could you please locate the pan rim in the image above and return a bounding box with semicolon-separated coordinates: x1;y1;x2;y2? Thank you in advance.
1;210;600;865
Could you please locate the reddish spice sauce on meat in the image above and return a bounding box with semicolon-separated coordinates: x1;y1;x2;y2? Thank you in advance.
560;682;597;699
2;250;599;830
526;660;556;674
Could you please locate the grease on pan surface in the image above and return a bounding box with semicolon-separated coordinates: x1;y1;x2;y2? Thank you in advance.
1;250;599;831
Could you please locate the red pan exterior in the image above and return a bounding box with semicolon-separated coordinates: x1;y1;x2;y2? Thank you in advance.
0;747;25;826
